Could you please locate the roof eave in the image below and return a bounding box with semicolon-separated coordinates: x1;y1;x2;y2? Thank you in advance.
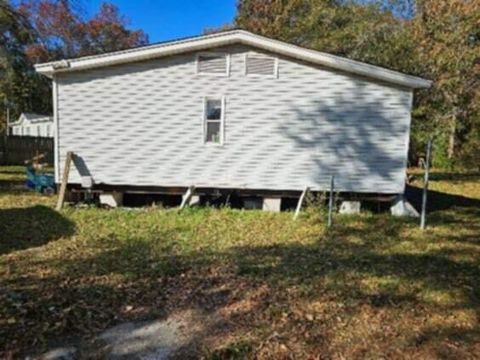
34;31;242;78
34;30;432;89
238;33;432;89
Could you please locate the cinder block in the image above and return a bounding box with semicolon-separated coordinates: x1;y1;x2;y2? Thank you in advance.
188;195;200;206
99;192;123;208
391;195;419;217
81;176;93;189
262;197;281;212
339;201;361;214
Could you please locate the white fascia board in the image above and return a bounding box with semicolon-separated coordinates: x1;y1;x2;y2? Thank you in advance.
34;30;432;89
34;32;240;77
236;32;432;89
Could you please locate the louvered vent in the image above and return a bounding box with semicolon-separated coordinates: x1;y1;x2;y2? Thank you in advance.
198;54;227;74
246;56;276;76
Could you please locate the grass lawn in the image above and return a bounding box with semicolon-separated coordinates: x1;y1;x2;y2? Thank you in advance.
0;169;479;358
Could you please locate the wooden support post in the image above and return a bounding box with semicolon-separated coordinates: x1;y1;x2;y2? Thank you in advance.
293;186;309;220
328;175;335;228
180;185;196;210
56;151;73;211
420;139;432;230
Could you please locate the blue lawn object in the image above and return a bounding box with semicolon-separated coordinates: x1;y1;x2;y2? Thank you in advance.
26;166;55;194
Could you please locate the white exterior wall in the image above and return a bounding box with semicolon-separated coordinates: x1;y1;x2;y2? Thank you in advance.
11;121;54;137
56;44;413;193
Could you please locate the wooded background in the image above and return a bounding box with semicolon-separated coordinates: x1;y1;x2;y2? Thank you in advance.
1;0;479;168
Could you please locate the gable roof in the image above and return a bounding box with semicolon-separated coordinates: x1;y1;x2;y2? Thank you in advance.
34;30;431;89
9;113;53;126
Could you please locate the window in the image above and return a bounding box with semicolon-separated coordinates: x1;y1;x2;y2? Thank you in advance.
37;125;41;136
245;55;278;77
25;127;30;136
204;97;225;144
197;53;229;76
47;125;51;136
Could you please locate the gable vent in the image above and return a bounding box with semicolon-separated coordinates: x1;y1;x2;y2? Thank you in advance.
197;54;228;75
246;56;277;76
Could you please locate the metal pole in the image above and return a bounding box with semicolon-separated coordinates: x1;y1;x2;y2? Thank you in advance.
420;139;432;230
328;175;334;228
3;98;8;138
6;106;9;137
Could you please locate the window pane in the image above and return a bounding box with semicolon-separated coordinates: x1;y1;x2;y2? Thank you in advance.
206;122;221;143
206;100;222;120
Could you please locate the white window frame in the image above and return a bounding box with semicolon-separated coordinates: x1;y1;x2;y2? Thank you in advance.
244;53;279;78
196;52;230;77
203;96;226;146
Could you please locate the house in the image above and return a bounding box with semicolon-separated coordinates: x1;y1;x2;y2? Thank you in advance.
9;113;54;137
34;30;431;212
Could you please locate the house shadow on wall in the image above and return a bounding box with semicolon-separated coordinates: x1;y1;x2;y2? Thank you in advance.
278;80;408;192
0;205;75;255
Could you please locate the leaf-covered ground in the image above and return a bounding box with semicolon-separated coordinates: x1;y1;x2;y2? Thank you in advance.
0;170;479;358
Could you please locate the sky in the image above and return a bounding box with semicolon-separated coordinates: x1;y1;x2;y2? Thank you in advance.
86;0;237;43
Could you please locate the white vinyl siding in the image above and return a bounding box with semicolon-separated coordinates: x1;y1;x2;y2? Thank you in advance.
9;114;54;138
10;123;53;137
245;55;277;77
56;44;412;193
197;53;229;76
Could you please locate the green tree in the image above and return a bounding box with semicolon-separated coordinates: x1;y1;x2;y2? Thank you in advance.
410;0;480;166
0;1;49;133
